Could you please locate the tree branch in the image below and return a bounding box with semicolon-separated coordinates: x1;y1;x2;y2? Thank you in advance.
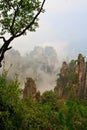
10;5;19;36
15;0;46;38
0;37;6;42
7;46;12;50
0;36;14;66
10;0;23;36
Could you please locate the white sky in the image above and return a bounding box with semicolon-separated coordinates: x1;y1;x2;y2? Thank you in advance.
12;0;87;60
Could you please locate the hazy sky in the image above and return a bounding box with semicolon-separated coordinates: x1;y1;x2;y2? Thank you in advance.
13;0;87;60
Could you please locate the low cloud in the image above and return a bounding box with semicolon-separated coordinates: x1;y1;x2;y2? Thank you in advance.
38;41;69;64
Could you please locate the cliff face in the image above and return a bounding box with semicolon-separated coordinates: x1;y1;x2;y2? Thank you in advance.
75;54;87;99
23;77;41;101
23;77;37;100
54;62;69;98
54;54;87;99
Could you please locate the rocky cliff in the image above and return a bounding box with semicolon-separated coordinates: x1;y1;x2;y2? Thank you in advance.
54;53;87;99
23;77;40;101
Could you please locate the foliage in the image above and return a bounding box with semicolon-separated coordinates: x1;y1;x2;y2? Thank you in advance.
41;90;59;111
0;71;87;130
0;0;45;35
0;70;23;129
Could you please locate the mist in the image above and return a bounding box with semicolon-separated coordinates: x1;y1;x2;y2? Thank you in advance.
0;46;65;93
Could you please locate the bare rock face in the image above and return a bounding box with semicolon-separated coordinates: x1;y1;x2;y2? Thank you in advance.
54;61;69;98
75;54;87;98
23;77;41;101
60;61;69;77
75;54;85;83
23;77;37;99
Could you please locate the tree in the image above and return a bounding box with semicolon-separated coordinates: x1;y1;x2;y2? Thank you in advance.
0;0;46;67
41;90;59;111
0;70;23;129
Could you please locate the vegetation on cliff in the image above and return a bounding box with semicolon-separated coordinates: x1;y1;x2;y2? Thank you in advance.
55;54;87;100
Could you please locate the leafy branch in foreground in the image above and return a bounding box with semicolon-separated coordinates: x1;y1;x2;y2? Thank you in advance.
0;0;46;67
